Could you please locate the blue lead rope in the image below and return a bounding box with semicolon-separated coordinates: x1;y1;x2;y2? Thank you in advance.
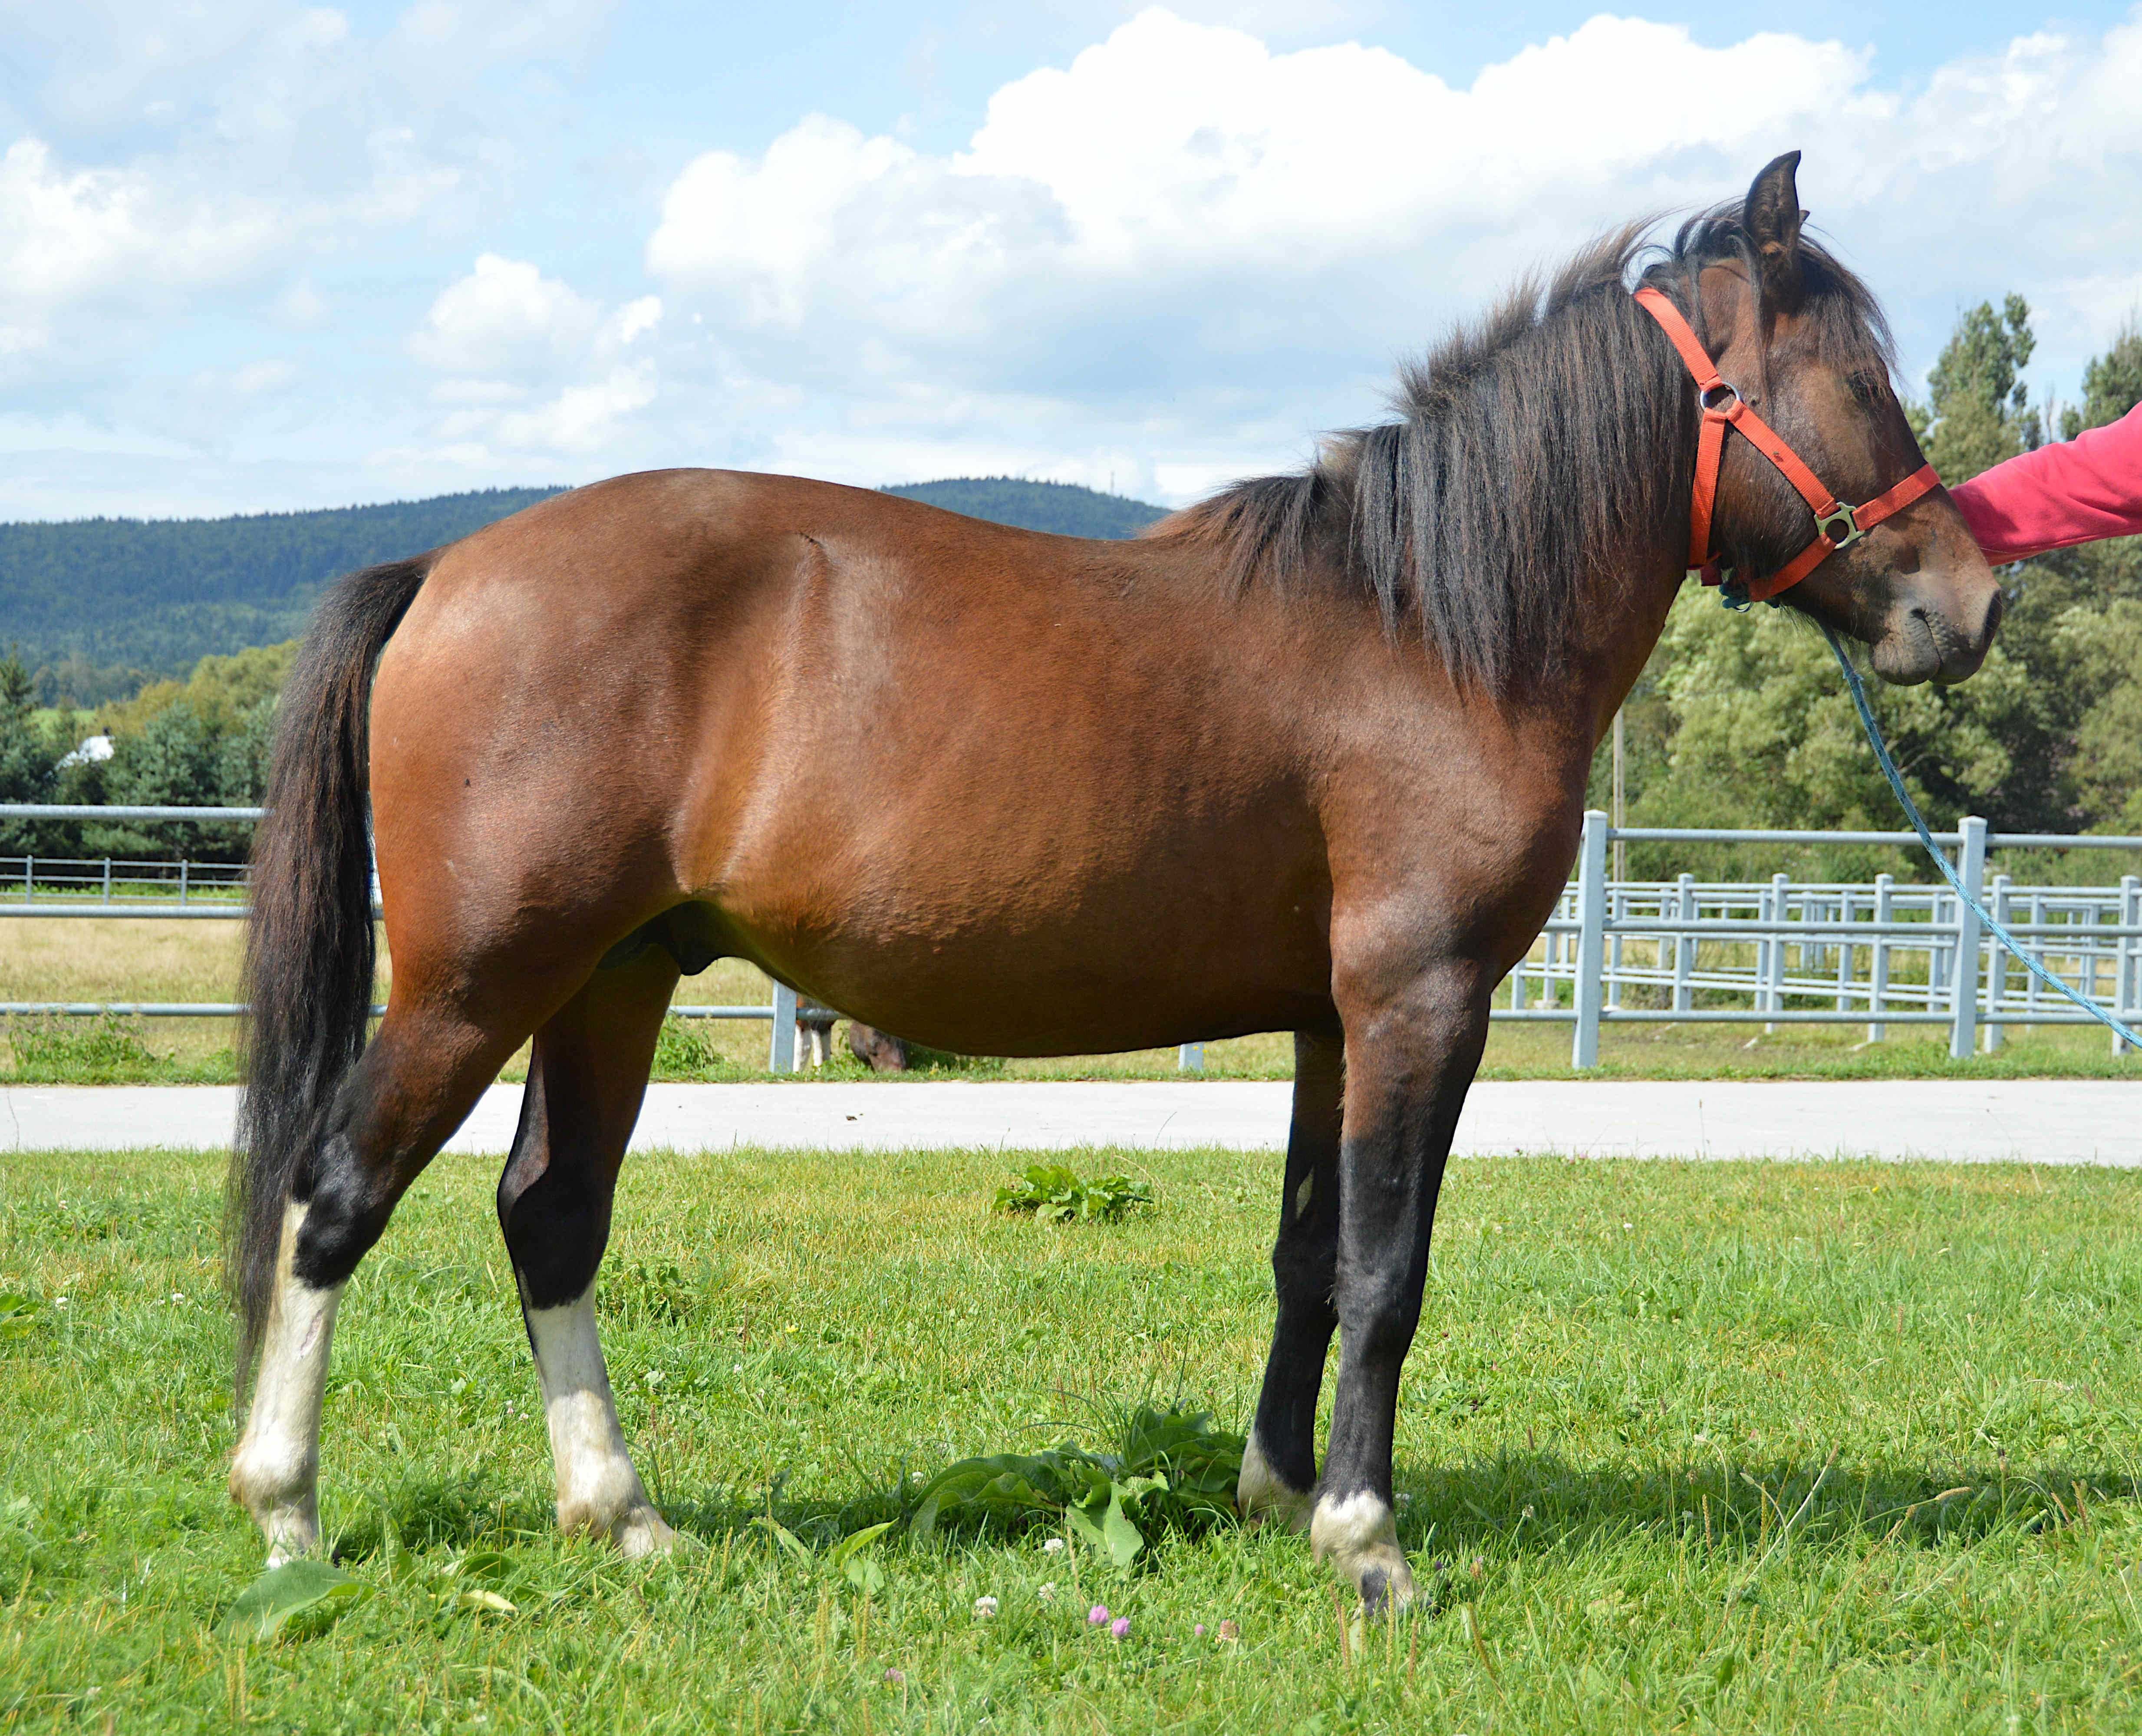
1823;623;2142;1048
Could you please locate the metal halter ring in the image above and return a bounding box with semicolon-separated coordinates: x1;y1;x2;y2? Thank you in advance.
1814;501;1865;551
1699;381;1740;415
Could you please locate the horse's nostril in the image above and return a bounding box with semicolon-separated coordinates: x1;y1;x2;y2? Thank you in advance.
1982;589;2006;643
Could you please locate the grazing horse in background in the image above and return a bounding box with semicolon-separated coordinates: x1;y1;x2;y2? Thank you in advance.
227;152;2000;1611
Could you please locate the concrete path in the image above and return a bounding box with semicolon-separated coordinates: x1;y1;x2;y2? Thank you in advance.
3;1079;2138;1164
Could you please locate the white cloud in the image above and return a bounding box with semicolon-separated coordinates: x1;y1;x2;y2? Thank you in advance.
640;7;2142;499
410;254;602;375
403;261;664;462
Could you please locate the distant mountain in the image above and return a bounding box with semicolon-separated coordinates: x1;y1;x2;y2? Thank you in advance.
0;488;565;689
883;477;1168;539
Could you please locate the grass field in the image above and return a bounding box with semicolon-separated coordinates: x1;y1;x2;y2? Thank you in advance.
5;919;2139;1085
5;1144;2142;1731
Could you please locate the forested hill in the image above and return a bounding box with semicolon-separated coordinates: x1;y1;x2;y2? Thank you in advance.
882;478;1167;538
1;487;564;695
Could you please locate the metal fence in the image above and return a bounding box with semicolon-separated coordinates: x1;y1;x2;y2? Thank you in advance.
5;804;2139;1071
0;804;837;1071
1522;814;2142;1065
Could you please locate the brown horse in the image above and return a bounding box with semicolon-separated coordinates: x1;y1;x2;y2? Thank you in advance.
227;152;2000;1611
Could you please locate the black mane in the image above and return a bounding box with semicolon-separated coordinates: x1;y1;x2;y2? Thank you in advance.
1148;210;1897;695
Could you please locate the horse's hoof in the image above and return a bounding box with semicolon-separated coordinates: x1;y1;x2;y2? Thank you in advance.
1311;1491;1415;1613
611;1505;688;1559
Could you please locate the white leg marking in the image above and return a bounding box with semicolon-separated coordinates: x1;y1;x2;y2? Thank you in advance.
230;1202;342;1565
526;1287;680;1557
1311;1490;1416;1609
1236;1428;1313;1532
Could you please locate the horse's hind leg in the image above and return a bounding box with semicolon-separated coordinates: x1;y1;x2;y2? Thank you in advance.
231;1005;524;1562
1239;1029;1343;1530
497;945;682;1555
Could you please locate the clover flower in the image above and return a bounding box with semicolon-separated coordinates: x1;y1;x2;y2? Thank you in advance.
973;1595;999;1619
1087;1604;1110;1626
1109;1617;1131;1640
1041;1537;1065;1555
1038;1582;1057;1604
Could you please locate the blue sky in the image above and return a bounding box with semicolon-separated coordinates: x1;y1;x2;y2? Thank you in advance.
3;1;2139;520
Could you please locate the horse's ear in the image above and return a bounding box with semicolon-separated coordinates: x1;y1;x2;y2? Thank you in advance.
1743;150;1806;308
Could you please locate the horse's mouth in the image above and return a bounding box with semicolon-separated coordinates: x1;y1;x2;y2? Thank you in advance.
1871;598;1998;687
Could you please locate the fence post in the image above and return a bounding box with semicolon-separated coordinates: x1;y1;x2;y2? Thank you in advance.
1868;872;1892;1041
1178;1043;1206;1073
1763;872;1788;1032
2119;875;2140;1057
1983;872;2010;1052
1571;810;1608;1070
1949;816;1987;1060
769;979;798;1072
1672;873;1695;1012
1835;888;1854;1010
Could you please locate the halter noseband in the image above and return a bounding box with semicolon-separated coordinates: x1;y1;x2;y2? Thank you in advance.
1633;285;1940;609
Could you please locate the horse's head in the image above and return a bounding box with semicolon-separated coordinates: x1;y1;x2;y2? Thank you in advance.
1682;152;2003;685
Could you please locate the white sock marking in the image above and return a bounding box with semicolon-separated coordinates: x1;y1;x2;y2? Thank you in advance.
1236;1428;1313;1531
230;1202;342;1565
525;1286;677;1556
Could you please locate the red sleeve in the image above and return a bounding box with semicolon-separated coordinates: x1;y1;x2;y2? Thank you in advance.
1948;403;2142;563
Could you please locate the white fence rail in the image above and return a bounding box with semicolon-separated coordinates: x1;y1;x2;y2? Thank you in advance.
5;805;2140;1070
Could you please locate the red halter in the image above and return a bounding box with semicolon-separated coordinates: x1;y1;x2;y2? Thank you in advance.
1633;285;1941;606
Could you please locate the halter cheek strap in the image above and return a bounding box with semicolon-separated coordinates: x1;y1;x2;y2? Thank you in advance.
1633;286;1941;606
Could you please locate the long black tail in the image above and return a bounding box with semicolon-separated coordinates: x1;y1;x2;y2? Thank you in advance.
227;555;432;1390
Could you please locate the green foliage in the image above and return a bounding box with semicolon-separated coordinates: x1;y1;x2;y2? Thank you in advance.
2059;599;2142;831
221;1559;372;1643
1;1015;163;1081
0;487;564;681
1912;293;2041;481
0;649;66;826
2061;319;2142;438
882;478;1166;539
650;1016;725;1080
993;1162;1154;1223
908;1405;1244;1568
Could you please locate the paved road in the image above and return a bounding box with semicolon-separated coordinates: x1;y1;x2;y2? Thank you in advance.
3;1079;2138;1164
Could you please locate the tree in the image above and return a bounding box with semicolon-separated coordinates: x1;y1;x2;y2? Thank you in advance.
0;648;68;853
2061;320;2142;439
1910;294;2041;481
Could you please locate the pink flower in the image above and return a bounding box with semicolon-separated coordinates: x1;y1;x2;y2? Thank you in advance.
883;1668;905;1685
1110;1617;1131;1640
1194;1624;1206;1637
1087;1604;1109;1626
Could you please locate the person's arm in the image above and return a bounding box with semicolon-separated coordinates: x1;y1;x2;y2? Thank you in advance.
1948;402;2142;563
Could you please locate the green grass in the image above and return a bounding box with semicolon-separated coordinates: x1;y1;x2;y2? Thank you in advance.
5;1145;2142;1730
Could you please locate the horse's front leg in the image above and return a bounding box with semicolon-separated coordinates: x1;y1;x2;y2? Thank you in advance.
1239;1029;1344;1530
1313;957;1490;1613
